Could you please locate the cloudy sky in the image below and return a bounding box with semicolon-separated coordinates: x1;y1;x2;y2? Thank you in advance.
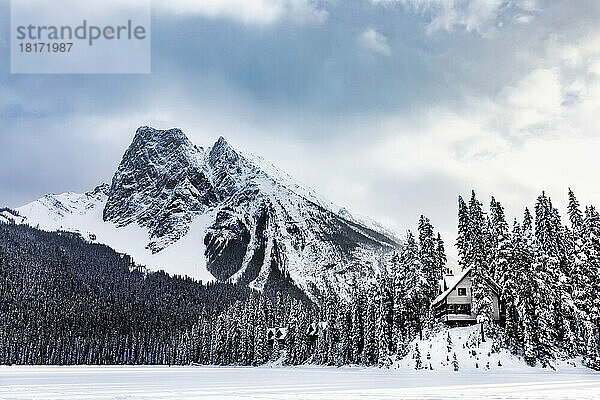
2;0;600;256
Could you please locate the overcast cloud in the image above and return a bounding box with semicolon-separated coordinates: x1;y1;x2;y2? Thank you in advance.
2;0;600;258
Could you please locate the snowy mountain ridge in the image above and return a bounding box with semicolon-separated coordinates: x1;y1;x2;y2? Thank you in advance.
6;126;400;301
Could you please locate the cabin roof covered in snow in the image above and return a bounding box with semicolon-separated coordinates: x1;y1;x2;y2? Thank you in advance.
432;267;500;306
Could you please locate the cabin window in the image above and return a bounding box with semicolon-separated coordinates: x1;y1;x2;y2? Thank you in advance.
457;304;471;315
457;288;467;296
446;304;471;315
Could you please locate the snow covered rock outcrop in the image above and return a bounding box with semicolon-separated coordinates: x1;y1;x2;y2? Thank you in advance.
103;127;214;253
9;126;400;301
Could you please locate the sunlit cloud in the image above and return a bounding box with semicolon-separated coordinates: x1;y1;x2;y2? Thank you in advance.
357;28;391;56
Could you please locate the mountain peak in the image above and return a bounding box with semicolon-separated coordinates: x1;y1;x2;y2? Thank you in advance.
209;135;240;166
216;135;228;146
103;126;211;252
211;135;235;155
132;126;189;147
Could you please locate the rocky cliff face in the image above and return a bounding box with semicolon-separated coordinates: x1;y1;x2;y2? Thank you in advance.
13;126;400;301
103;127;216;252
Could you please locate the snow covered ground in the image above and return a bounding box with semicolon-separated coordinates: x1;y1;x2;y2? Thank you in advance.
1;326;598;399
1;365;599;400
395;325;579;372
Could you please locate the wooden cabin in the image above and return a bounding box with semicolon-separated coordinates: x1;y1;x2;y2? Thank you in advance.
432;267;502;326
267;322;327;344
267;327;288;342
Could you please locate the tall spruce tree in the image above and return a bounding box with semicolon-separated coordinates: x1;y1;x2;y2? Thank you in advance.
376;270;393;367
566;189;589;355
350;286;364;364
436;233;448;275
490;197;511;284
568;189;584;232
467;191;494;342
503;220;524;348
532;193;561;365
325;295;338;365
518;209;539;365
418;215;440;301
362;290;377;365
391;252;406;354
402;231;427;340
583;206;600;366
456;195;470;272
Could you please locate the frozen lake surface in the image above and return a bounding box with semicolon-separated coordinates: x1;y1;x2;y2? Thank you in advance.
1;365;599;399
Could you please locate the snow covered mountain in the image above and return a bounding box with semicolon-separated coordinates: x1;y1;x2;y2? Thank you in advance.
4;126;400;301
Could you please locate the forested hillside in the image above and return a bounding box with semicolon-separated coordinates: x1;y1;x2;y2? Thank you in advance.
0;214;446;367
0;223;314;365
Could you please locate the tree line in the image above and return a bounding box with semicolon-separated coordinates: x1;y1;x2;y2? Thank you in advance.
1;188;599;369
0;215;445;367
